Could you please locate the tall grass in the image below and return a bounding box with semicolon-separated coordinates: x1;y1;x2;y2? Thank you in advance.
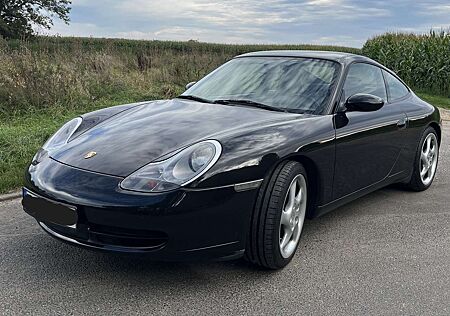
0;36;360;116
362;30;450;96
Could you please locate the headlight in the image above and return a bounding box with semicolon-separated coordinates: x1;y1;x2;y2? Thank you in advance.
43;117;82;151
32;117;82;165
120;140;222;193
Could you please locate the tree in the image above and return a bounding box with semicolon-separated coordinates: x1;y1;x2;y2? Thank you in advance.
0;0;71;39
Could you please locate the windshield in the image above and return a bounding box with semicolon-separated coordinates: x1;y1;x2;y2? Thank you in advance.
181;57;341;114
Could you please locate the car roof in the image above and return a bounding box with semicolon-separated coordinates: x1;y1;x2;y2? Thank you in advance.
235;50;376;65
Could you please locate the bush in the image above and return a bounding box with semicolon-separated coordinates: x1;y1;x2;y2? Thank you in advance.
362;30;450;96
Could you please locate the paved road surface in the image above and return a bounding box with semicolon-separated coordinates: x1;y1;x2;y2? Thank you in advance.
1;124;449;315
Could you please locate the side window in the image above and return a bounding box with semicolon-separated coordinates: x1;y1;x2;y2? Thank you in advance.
383;70;409;101
343;63;387;100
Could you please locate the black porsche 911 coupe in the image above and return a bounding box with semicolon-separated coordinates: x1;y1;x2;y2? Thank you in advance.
22;51;441;269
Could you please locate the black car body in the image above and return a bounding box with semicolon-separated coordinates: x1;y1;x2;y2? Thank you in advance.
23;51;442;267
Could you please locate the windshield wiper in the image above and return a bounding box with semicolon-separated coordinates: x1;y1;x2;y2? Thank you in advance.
213;99;287;112
177;95;214;104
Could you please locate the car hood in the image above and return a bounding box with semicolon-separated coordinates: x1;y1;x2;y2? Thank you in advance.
52;99;304;176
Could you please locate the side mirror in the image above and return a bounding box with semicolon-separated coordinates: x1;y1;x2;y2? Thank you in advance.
345;93;384;112
185;81;196;90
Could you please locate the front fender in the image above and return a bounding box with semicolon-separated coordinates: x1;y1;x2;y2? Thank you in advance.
193;115;336;205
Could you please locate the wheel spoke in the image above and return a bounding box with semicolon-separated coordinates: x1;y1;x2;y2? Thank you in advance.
421;151;428;165
280;226;293;250
289;181;297;206
421;165;429;177
430;144;436;156
295;187;302;205
426;136;432;154
280;209;291;226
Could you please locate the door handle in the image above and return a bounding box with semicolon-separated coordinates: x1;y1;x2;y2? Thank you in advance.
397;117;407;129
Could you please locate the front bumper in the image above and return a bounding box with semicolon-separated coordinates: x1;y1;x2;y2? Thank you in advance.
23;157;259;261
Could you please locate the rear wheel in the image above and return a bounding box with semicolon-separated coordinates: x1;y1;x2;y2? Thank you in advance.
405;127;439;191
245;161;307;269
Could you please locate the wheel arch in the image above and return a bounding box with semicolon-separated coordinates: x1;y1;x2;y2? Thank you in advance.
265;154;321;219
428;122;441;145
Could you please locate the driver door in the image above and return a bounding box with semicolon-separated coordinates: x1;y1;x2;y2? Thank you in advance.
333;62;408;199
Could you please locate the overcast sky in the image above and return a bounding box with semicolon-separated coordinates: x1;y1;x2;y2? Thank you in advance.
45;0;450;47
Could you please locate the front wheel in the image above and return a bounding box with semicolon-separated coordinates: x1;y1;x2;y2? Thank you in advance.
405;127;439;191
245;161;308;269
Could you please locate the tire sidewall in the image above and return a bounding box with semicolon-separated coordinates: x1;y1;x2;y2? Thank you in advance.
270;163;308;268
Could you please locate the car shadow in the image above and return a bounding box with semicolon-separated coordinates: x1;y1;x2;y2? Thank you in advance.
3;183;429;289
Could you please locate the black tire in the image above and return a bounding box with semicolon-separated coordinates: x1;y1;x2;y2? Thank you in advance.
245;161;307;269
405;127;439;191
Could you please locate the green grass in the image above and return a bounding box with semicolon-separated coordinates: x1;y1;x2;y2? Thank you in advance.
417;92;450;110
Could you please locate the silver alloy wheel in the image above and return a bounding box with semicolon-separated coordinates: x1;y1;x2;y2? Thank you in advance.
420;133;438;186
279;174;307;259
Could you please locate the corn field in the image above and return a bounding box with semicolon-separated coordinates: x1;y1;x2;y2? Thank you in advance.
362;31;450;96
0;33;448;116
0;36;359;116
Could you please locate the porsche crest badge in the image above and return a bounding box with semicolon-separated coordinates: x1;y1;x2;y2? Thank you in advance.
84;151;97;159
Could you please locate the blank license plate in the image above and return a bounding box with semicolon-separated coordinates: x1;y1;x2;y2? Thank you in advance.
22;188;78;226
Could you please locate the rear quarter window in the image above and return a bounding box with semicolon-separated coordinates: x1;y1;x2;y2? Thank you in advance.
383;70;409;101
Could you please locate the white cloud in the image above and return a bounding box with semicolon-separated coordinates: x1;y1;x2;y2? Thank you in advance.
71;0;104;7
114;0;390;28
116;25;270;44
42;21;110;37
394;24;450;34
44;0;450;47
306;0;344;5
311;35;365;47
99;0;390;45
115;0;295;26
419;3;450;15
